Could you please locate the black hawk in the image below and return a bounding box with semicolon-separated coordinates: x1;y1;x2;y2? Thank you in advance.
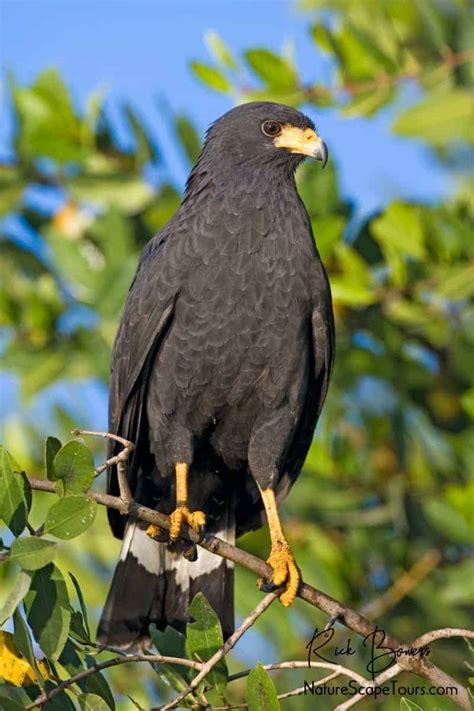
97;101;334;650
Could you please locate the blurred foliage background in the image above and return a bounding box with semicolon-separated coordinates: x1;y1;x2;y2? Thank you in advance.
1;0;473;708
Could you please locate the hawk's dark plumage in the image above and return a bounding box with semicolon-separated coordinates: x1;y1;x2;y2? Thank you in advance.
97;102;334;650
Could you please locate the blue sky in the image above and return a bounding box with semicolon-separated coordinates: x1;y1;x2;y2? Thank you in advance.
1;0;454;214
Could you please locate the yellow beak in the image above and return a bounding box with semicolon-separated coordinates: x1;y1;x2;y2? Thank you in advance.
274;125;328;166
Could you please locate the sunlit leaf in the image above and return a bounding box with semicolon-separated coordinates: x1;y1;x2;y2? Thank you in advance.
246;663;280;711
205;31;237;69
393;90;474;146
175;115;202;164
52;440;95;495
185;593;228;692
190;61;231;92
245;49;298;91
9;537;58;571
44;495;97;539
78;693;111;710
0;570;32;625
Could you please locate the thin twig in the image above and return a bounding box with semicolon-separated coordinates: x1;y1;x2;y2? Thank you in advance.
72;428;134;451
154;592;278;711
72;428;134;501
229;661;367;686
25;653;204;710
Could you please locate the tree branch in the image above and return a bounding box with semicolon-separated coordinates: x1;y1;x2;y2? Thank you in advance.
303;47;474;100
25;459;473;711
25;653;204;710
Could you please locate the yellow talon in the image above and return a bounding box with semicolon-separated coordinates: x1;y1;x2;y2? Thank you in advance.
169;506;206;541
146;524;162;539
265;540;300;607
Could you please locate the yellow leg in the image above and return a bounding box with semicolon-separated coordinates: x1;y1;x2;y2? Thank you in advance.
169;462;206;541
259;487;300;607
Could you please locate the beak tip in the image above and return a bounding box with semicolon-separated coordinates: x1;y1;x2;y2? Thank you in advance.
319;140;328;169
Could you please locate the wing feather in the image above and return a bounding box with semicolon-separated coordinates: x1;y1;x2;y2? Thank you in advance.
106;233;179;536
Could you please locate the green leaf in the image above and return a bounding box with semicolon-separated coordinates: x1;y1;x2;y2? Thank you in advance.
342;87;394;118
461;388;474;419
89;207;134;268
0;445;31;536
69;609;90;643
83;671;116;710
190;62;231;93
423;499;474;545
372;202;425;259
185;593;228;692
440;558;474;605
0;570;32;624
68;175;154;214
175;115;201;164
0;165;23;216
0;687;28;711
371;202;425;286
41;688;76;711
78;693;111;711
434;263;474;300
246;663;280;711
125;104;160;167
400;699;424;711
11;68;87;164
45;436;62;481
393;90;474;146
245;49;298;91
69;572;90;640
24;563;71;661
150;624;192;689
13;609;44;688
9;537;58;571
345;22;397;73
413;0;448;52
45;495;97;539
311;23;333;54
205;31;237;70
53;440;95;495
58;638;86;676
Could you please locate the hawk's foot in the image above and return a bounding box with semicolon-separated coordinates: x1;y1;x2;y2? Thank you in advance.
146;524;162;539
259;540;300;607
169;506;206;542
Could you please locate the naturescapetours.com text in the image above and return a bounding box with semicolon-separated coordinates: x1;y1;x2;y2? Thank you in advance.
303;679;458;700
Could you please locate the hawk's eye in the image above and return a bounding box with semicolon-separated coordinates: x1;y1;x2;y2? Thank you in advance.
261;120;282;137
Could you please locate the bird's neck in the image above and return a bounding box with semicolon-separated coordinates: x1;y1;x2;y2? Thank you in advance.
182;160;300;211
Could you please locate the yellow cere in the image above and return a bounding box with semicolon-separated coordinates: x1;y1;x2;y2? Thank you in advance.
273;124;320;157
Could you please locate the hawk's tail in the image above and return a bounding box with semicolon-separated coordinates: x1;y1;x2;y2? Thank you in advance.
96;513;235;651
